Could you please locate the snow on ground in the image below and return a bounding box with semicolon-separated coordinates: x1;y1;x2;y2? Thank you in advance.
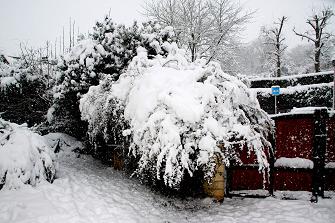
0;133;334;223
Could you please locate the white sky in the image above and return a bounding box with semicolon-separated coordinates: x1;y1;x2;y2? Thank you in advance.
0;0;334;56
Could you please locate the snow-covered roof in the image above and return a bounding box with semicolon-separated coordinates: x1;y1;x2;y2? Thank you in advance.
0;54;19;65
0;55;9;64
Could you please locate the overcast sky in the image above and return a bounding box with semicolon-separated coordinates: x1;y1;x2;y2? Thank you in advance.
0;0;334;56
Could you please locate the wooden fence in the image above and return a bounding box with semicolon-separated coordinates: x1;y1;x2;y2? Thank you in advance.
227;108;335;199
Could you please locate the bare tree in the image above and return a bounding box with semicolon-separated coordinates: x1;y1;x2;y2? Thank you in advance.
262;16;287;77
143;0;253;65
293;7;334;73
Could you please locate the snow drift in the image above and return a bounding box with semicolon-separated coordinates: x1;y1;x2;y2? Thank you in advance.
80;43;274;188
0;119;57;190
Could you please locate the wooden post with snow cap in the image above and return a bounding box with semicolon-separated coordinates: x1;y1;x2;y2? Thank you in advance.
311;108;328;202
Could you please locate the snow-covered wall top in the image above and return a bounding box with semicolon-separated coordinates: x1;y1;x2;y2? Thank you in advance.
250;71;333;82
251;81;333;114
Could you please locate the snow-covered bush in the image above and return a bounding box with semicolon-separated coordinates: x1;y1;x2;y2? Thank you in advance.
49;16;176;137
0;119;56;190
0;55;50;126
80;44;274;188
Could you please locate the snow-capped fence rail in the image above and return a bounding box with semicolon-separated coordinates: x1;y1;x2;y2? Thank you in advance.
227;108;335;200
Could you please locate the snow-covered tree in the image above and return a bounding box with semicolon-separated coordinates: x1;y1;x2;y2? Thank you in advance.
262;16;288;77
49;17;176;137
80;43;274;189
143;0;252;66
293;7;334;73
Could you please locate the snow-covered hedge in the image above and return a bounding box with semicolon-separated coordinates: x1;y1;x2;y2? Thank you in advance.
80;44;274;188
252;82;333;114
0;119;56;190
249;71;334;88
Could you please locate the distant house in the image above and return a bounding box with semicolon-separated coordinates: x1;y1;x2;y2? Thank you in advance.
0;54;9;65
0;54;20;65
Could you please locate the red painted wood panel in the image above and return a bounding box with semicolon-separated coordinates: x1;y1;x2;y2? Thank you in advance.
274;169;312;191
275;117;314;159
325;170;335;191
230;168;267;190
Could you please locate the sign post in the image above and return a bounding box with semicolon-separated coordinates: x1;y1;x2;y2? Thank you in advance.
271;85;280;114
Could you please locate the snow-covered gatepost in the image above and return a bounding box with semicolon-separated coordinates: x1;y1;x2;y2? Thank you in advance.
80;43;274;200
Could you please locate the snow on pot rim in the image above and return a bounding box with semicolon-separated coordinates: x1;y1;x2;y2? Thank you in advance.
0;119;57;190
80;43;274;188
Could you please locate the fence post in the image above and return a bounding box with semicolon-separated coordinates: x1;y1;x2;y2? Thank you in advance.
268;131;276;196
311;108;328;202
225;166;232;198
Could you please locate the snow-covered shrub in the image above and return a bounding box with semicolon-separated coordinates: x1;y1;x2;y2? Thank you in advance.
0;55;50;126
49;16;176;138
80;44;274;188
0;119;56;190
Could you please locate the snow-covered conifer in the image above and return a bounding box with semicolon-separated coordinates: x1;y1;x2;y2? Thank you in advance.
50;17;176;137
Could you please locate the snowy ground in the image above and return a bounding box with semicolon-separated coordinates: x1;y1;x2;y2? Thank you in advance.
0;134;334;223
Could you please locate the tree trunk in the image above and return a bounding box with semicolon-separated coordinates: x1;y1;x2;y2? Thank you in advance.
190;33;196;62
276;43;281;77
314;23;320;73
314;43;321;73
191;45;196;62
